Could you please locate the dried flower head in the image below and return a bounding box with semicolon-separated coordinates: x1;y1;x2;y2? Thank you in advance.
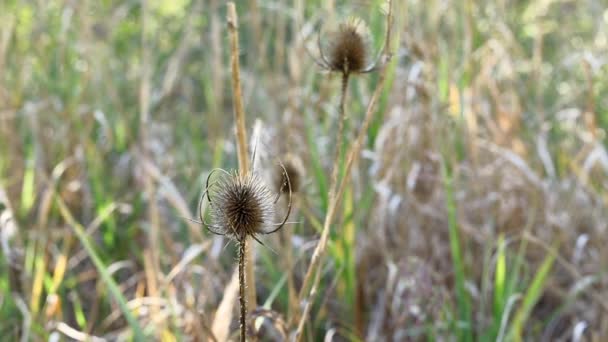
212;172;273;240
328;21;368;73
275;154;304;194
200;168;292;244
314;17;377;75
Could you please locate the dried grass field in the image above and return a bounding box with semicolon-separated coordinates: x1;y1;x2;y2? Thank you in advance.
1;0;607;341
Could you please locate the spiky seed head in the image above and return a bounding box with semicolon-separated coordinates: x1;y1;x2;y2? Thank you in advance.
275;154;304;194
326;18;370;74
210;172;274;241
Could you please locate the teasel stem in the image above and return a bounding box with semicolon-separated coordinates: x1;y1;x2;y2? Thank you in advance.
238;238;247;342
329;71;350;201
227;2;256;339
296;62;389;342
295;1;394;339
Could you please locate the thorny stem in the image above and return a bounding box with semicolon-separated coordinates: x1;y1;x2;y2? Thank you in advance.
329;71;350;201
294;67;350;329
238;238;247;342
295;1;394;339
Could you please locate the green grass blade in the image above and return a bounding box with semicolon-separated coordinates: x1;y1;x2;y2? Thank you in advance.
55;195;146;341
20;155;36;217
442;162;473;342
494;234;507;322
508;243;557;341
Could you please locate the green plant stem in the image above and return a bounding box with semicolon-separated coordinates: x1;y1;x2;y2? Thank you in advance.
55;195;145;341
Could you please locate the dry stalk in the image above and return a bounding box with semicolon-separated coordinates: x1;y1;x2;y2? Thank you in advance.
294;1;394;339
227;3;250;174
139;0;164;335
227;2;256;339
238;238;248;342
211;270;239;341
294;65;390;341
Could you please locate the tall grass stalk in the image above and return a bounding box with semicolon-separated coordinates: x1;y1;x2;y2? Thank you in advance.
138;0;164;333
227;3;255;340
508;242;558;341
442;161;473;341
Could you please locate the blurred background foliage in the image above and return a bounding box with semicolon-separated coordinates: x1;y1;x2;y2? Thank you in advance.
0;0;607;340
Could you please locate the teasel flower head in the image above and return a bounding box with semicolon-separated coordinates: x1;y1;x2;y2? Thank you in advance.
275;154;304;195
314;17;377;76
200;168;292;244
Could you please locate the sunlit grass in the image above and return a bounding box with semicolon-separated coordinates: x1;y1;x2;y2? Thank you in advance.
0;0;607;340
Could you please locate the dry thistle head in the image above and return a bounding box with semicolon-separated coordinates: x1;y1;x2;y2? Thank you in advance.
315;17;377;75
275;154;304;194
210;172;273;241
328;20;368;73
200;169;292;244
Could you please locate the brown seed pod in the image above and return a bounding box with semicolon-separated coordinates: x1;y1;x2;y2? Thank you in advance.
315;17;377;75
200;168;292;244
275;154;304;194
328;21;368;73
209;171;273;241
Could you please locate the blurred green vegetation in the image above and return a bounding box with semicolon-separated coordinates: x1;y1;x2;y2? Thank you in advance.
1;0;607;341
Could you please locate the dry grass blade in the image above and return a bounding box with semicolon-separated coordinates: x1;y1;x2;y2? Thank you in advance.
154;0;203;109
140;157;205;242
138;0;164;333
211;269;239;342
56;322;106;342
164;243;210;285
54;195;146;340
227;2;250;175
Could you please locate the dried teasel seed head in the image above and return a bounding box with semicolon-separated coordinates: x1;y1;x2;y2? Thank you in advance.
275;154;304;194
210;172;274;241
325;17;371;74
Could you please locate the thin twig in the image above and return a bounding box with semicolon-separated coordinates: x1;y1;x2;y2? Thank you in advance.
211;269;239;341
